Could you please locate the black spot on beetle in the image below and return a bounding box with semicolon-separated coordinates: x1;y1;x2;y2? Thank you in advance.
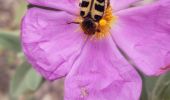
80;11;85;16
97;0;104;3
81;1;89;7
94;15;102;21
95;4;104;12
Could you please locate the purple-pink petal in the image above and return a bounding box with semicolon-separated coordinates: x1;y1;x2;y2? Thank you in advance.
112;0;170;76
27;0;79;15
21;8;86;80
110;0;140;11
27;0;141;13
64;37;141;100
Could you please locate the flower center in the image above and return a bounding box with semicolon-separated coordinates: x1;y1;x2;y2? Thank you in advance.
76;5;117;39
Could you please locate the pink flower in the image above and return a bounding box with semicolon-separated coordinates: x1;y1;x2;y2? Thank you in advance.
21;0;170;100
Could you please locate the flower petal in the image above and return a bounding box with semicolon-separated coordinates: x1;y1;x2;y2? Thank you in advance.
64;37;141;100
112;0;170;76
110;0;140;11
21;8;86;80
27;0;79;15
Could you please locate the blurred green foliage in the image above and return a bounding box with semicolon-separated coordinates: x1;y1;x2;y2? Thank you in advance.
0;33;21;51
0;31;43;99
0;0;44;99
141;73;170;100
0;2;44;95
10;61;43;100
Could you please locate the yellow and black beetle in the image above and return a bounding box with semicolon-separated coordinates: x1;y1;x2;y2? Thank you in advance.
79;0;110;35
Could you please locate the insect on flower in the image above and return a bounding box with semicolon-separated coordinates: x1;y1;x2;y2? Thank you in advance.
69;0;115;38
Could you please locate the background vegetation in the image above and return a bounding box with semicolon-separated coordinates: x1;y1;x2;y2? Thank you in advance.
0;0;63;100
0;0;169;100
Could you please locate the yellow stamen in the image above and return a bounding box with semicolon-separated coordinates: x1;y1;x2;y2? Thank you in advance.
95;6;117;39
76;5;117;39
99;19;107;26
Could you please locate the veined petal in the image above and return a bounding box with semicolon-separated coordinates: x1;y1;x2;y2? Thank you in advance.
27;0;79;15
64;37;141;100
112;0;170;76
21;8;86;80
110;0;140;11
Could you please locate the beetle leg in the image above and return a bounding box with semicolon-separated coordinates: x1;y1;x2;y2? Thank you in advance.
67;17;83;24
67;22;80;24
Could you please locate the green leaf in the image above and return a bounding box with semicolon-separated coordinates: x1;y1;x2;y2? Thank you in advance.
140;72;170;100
151;72;170;100
0;33;21;51
9;61;43;99
140;73;158;100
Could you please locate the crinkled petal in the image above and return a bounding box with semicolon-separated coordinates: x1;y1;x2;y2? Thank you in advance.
110;0;140;11
21;8;85;80
64;37;141;100
112;0;170;76
27;0;79;15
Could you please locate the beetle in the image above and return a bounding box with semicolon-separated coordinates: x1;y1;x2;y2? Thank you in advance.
79;0;110;35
